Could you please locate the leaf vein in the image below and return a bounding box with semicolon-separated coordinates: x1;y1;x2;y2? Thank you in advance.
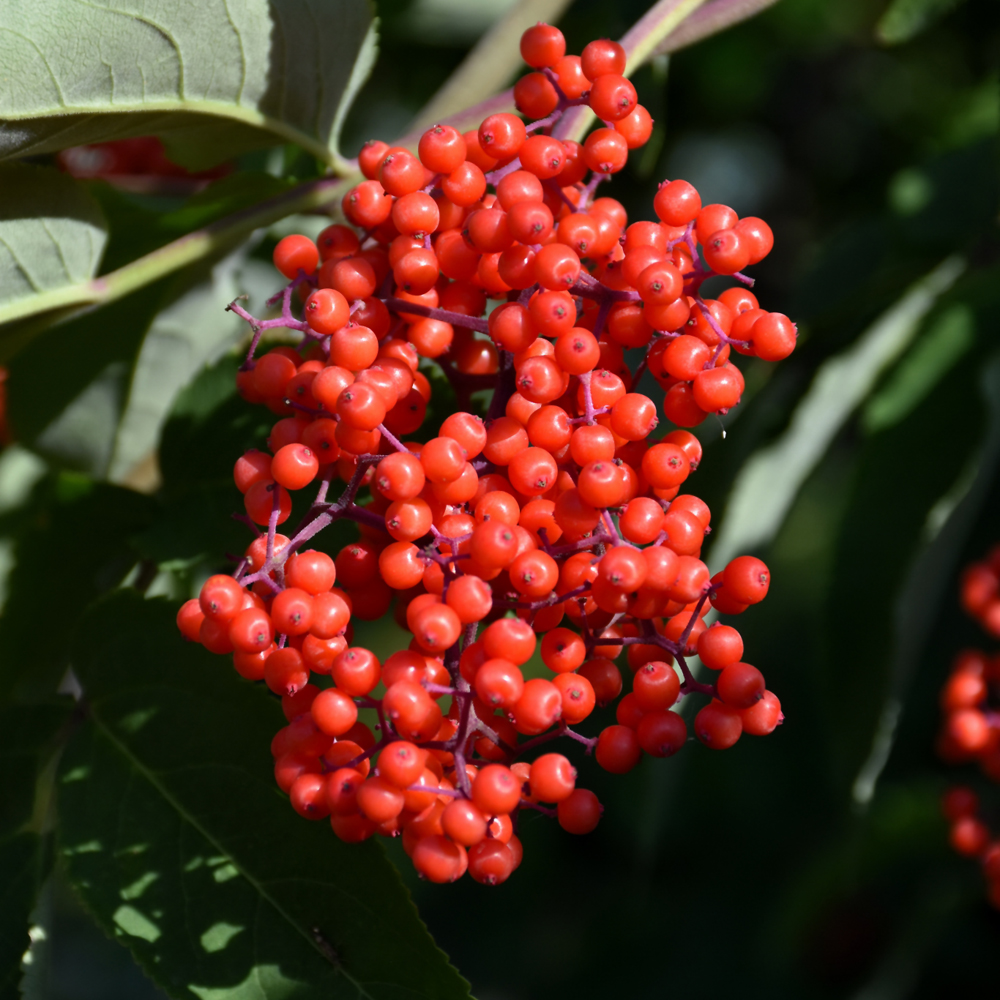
0;27;68;106
91;713;375;996
38;218;74;282
0;232;45;293
67;0;186;99
221;0;248;105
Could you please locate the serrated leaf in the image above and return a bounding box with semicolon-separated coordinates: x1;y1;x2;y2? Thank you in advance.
876;0;967;44
0;163;107;313
708;255;965;571
61;593;472;1000
0;0;377;171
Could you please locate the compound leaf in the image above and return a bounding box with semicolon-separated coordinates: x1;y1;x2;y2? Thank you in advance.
60;593;472;1000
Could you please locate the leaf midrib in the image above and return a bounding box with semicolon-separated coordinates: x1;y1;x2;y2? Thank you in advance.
85;707;376;1000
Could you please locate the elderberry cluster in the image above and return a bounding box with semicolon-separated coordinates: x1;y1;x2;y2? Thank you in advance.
177;23;791;885
938;546;1000;906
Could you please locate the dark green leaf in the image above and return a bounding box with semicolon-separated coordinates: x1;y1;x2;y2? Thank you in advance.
7;292;165;476
0;0;376;170
61;593;472;1000
0;702;75;1000
862;302;974;434
821;357;988;792
0;475;155;701
709;255;965;569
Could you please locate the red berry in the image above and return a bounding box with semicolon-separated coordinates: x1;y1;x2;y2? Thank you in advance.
273;235;318;279
520;23;565;69
557;788;602;834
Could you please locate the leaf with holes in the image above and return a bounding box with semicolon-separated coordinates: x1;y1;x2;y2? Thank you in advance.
60;592;472;1000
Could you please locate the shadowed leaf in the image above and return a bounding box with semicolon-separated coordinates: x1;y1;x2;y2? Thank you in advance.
60;593;472;1000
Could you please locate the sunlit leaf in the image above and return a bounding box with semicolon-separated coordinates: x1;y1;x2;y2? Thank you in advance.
0;0;377;171
0;164;107;319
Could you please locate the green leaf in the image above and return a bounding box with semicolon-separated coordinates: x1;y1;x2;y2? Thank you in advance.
0;475;155;702
862;302;974;434
708;254;965;571
105;250;265;485
0;175;350;339
0;163;107;314
61;593;472;1000
6;280;170;476
0;702;74;1000
0;0;377;172
876;0;967;44
823;356;991;795
5;184;286;481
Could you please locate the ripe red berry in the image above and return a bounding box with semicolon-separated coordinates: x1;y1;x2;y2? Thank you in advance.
587;74;637;122
595;724;642;773
520;23;565;69
723;556;770;604
716;661;765;709
557;789;602;834
273;235;318;279
694;701;742;749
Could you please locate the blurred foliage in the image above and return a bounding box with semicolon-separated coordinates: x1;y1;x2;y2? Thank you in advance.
0;0;998;998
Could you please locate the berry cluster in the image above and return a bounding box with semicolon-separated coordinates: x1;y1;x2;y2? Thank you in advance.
938;546;1000;906
176;23;791;885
